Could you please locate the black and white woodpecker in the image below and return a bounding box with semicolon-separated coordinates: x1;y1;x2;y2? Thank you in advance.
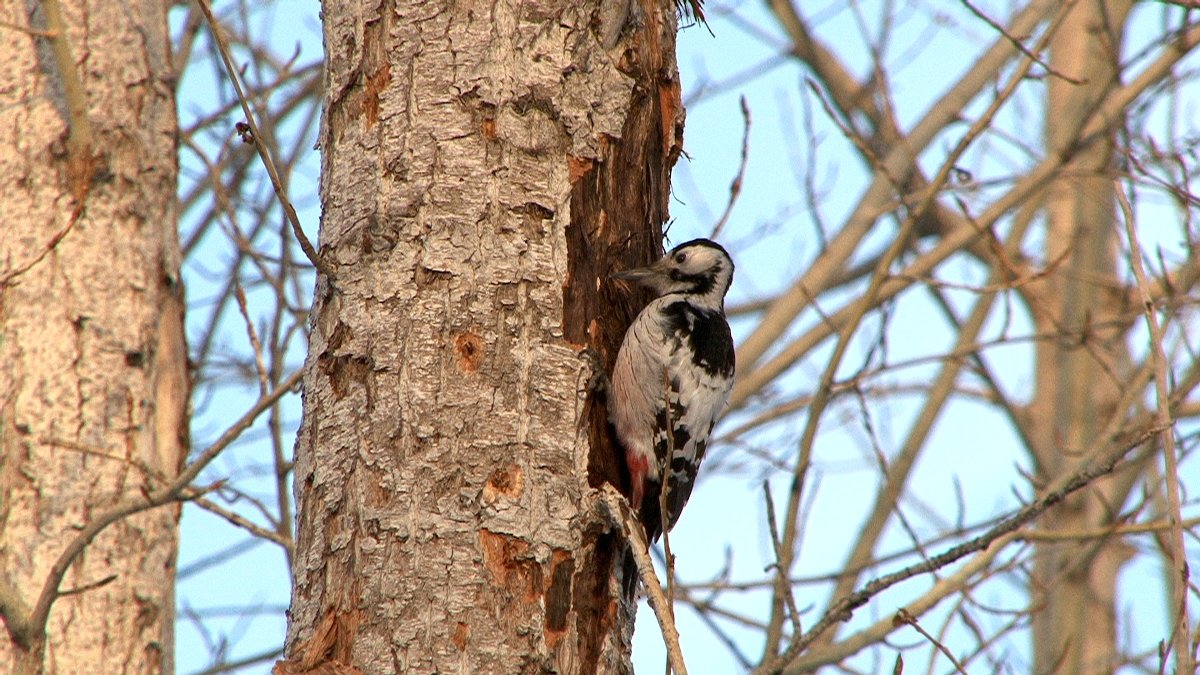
610;238;735;541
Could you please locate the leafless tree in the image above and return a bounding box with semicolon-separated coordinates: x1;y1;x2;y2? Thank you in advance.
1;1;186;672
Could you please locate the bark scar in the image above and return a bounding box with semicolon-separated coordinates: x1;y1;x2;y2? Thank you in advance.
454;332;484;373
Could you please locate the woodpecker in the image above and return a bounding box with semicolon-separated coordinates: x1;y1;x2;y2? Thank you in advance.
610;238;735;542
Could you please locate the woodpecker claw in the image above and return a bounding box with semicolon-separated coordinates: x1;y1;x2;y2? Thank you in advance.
577;346;609;396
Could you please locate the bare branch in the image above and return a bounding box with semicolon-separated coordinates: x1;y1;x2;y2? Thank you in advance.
957;0;1083;84
1116;180;1193;674
39;0;94;158
192;495;294;553
762;482;802;644
892;608;968;674
598;485;689;675
16;369;303;648
710;96;751;240
731;21;1200;410
766;421;1162;674
739;0;1060;372
194;0;331;279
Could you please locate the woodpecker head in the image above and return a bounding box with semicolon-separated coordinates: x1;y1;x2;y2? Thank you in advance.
614;238;734;309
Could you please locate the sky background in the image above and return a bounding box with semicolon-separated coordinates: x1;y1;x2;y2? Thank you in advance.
170;1;1200;673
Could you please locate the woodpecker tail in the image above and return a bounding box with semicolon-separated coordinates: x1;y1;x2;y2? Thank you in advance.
640;478;664;544
621;548;639;601
619;478;666;602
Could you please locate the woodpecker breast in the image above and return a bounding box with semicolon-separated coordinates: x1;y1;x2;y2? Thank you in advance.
609;238;735;541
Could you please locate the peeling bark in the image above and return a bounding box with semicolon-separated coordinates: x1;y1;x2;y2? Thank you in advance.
282;0;683;672
0;0;184;672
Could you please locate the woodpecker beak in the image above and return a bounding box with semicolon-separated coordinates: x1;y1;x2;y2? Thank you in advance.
612;259;670;286
611;267;656;284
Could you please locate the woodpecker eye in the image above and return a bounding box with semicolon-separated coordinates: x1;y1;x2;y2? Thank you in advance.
674;252;687;264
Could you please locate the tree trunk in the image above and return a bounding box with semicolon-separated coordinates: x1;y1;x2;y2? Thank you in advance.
281;0;682;672
0;1;185;673
1030;1;1134;671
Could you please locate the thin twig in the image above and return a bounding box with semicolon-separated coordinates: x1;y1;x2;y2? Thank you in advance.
1017;514;1200;541
0;18;54;37
193;496;295;554
783;344;1193;671
732;9;1200;409
676;509;1200;595
711;96;751;240
188;646;286;675
1116;180;1193;674
791;532;1024;673
194;0;332;279
893;609;967;674
958;0;1083;84
234;282;270;395
804;204;1039;647
659;368;678;673
762;482;802;639
57;575;118;598
758;74;913;660
669;581;757;668
0;0;99;287
598;485;689;675
0;208;83;286
738;0;1059;374
762;31;1052;654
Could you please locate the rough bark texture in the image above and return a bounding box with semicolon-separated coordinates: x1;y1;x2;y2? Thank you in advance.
1029;1;1134;671
281;0;681;673
0;1;185;673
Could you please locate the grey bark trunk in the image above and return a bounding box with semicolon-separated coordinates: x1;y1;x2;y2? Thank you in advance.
1030;1;1134;671
0;1;185;673
281;0;683;672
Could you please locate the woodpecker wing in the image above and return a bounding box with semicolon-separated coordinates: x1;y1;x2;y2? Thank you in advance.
649;300;735;535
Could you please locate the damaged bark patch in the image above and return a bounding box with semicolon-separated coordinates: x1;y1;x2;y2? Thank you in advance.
544;550;574;646
451;622;470;651
477;532;578;653
274;608;363;675
478;529;541;604
558;3;683;666
567;155;594;184
573;529;619;673
328;0;393;137
658;78;684;163
454;332;484;373
363;63;391;128
318;353;375;401
482;464;524;503
327;321;352;351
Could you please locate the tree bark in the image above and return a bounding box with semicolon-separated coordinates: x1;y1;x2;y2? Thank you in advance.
1030;1;1134;671
0;1;185;673
281;0;682;672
